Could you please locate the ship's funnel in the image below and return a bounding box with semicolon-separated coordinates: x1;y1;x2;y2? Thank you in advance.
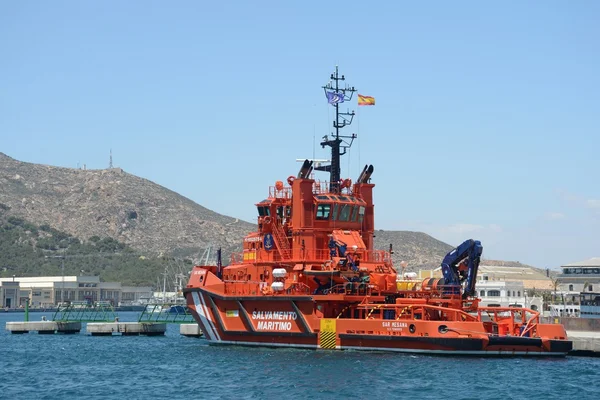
357;165;368;183
357;164;374;183
297;159;314;179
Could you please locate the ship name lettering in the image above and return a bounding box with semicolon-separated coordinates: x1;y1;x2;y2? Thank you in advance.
382;322;408;328
251;311;298;321
256;321;293;331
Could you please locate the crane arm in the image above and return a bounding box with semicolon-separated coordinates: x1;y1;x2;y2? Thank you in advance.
440;239;483;298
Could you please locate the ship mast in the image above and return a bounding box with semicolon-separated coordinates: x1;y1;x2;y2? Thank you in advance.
320;66;357;193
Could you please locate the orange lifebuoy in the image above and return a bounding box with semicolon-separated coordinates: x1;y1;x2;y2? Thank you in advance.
287;176;295;185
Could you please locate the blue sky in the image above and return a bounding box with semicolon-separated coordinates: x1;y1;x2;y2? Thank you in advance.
1;1;598;268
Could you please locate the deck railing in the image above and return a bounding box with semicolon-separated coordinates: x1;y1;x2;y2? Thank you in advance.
230;248;393;265
223;281;312;296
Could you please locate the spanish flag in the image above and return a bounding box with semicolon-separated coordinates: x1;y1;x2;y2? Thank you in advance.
358;94;375;106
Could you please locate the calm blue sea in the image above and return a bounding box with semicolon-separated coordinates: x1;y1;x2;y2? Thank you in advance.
1;312;599;400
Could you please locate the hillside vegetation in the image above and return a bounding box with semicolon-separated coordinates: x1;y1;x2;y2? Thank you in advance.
0;210;183;286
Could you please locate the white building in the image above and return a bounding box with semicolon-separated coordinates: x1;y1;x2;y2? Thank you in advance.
557;257;600;304
0;280;22;308
0;276;152;308
426;264;551;311
476;274;543;311
121;286;154;305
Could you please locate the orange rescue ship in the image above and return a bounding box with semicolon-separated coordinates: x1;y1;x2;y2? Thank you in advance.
184;68;572;356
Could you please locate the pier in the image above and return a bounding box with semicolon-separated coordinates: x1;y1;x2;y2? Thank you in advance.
567;331;600;356
3;302;204;337
87;322;166;336
180;323;203;337
6;321;81;334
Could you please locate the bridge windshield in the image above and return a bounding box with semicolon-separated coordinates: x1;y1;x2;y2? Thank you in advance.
316;204;331;220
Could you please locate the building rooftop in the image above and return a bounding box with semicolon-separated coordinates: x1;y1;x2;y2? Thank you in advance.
477;265;549;281
0;276;100;283
521;279;555;290
562;257;600;268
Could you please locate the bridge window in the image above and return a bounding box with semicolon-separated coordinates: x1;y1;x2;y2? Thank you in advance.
480;290;485;297
488;290;500;297
331;203;339;221
257;206;270;216
358;206;365;223
339;204;351;221
316;204;331;220
351;206;359;222
517;291;520;297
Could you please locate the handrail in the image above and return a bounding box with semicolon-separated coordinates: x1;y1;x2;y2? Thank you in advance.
229;248;394;265
271;220;292;260
268;187;292;199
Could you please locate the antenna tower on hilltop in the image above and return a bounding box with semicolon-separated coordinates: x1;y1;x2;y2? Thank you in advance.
320;66;357;193
109;149;113;169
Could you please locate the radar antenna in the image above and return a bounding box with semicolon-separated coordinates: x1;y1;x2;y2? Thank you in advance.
320;66;357;193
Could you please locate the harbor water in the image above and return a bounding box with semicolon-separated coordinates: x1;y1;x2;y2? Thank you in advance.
2;312;599;400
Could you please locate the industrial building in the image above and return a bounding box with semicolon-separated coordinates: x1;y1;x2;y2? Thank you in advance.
0;275;152;308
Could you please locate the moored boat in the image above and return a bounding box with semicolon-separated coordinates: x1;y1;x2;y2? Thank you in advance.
184;68;572;356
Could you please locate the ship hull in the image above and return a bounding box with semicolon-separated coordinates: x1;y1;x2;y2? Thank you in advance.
185;288;572;357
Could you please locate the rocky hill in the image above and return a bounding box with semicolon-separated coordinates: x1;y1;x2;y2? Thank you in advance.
373;230;453;270
0;152;535;281
0;152;254;262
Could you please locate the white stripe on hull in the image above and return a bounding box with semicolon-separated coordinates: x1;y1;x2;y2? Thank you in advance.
197;291;221;341
191;291;215;341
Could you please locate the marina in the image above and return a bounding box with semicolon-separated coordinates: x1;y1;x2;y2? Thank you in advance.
2;2;599;399
4;302;199;337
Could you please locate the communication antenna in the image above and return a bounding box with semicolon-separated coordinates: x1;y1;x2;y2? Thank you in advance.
109;149;113;169
320;66;357;192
